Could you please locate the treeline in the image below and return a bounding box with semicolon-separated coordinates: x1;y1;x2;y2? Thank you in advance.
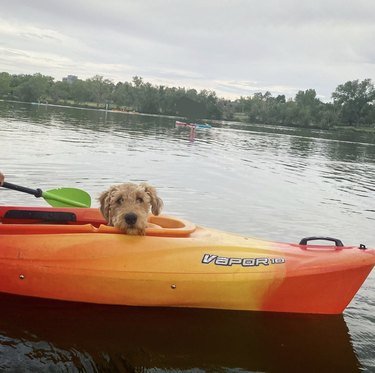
0;71;374;128
236;81;375;128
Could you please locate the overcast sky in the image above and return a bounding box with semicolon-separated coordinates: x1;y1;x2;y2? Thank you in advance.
1;0;374;101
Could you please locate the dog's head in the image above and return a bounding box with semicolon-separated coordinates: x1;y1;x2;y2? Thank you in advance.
98;182;163;235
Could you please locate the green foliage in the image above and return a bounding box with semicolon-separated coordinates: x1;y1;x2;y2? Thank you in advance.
70;80;91;104
332;79;375;126
13;73;54;102
49;81;70;102
86;75;114;107
239;83;375;128
0;71;374;128
0;72;11;96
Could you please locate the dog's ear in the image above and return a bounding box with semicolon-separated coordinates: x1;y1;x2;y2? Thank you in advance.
98;188;114;224
141;183;163;215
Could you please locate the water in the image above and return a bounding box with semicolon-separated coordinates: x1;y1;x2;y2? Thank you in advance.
0;101;374;372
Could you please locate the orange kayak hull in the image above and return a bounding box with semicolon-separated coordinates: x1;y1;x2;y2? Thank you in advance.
0;206;374;314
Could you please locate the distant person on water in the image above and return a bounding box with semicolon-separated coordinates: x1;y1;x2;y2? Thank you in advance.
0;172;4;186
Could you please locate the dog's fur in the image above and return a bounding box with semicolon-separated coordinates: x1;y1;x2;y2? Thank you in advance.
99;182;163;235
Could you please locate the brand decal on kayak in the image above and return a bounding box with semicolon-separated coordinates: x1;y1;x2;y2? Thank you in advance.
202;254;286;267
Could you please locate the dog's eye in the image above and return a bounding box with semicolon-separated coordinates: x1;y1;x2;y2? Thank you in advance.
136;197;143;203
116;197;124;205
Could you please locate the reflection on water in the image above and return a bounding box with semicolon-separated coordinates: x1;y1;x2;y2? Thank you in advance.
0;295;361;372
1;101;375;371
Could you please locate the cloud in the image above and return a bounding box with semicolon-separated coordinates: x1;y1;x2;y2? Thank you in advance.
0;0;375;100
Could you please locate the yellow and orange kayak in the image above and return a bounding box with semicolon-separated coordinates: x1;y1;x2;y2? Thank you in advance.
0;206;374;314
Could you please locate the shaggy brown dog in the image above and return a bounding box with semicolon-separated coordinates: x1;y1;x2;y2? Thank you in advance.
99;182;163;235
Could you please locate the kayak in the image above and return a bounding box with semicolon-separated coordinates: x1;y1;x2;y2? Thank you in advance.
0;205;374;315
176;121;212;129
195;123;212;129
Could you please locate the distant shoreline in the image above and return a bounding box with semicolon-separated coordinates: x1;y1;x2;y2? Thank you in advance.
1;72;374;130
1;99;183;120
2;98;375;134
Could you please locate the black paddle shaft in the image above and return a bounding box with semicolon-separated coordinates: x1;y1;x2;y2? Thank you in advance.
2;182;43;198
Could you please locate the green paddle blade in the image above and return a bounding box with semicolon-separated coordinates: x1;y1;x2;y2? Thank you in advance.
42;188;91;208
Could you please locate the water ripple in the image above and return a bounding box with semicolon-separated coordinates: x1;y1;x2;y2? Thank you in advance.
1;101;375;372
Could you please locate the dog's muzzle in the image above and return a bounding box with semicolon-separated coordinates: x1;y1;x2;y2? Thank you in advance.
124;212;137;226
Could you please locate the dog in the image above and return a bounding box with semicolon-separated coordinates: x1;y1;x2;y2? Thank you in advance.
98;182;163;235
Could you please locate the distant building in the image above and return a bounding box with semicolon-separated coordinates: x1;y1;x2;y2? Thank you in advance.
62;75;78;84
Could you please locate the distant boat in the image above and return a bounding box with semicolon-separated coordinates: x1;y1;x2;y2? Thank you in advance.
194;123;212;129
175;121;211;129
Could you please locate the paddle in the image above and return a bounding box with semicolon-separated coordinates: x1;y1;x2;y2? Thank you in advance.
1;181;91;208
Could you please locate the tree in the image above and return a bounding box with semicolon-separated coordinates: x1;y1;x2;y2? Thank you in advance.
294;89;322;126
70;79;91;104
295;89;320;107
14;73;53;102
86;75;114;107
113;81;134;108
137;82;159;113
332;79;375;126
49;81;70;102
275;95;286;104
132;76;144;88
199;90;223;119
0;72;11;97
245;91;273;123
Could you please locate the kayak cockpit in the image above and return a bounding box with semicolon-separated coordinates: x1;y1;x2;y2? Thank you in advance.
0;206;196;237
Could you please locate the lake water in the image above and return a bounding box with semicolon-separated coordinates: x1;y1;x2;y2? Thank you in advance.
0;100;374;372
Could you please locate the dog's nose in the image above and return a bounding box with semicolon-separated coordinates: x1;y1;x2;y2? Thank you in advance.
124;213;137;226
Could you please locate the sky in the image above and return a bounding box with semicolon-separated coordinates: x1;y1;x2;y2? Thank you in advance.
0;0;374;101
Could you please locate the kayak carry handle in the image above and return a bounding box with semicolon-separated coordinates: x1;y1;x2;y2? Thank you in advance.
299;236;344;247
